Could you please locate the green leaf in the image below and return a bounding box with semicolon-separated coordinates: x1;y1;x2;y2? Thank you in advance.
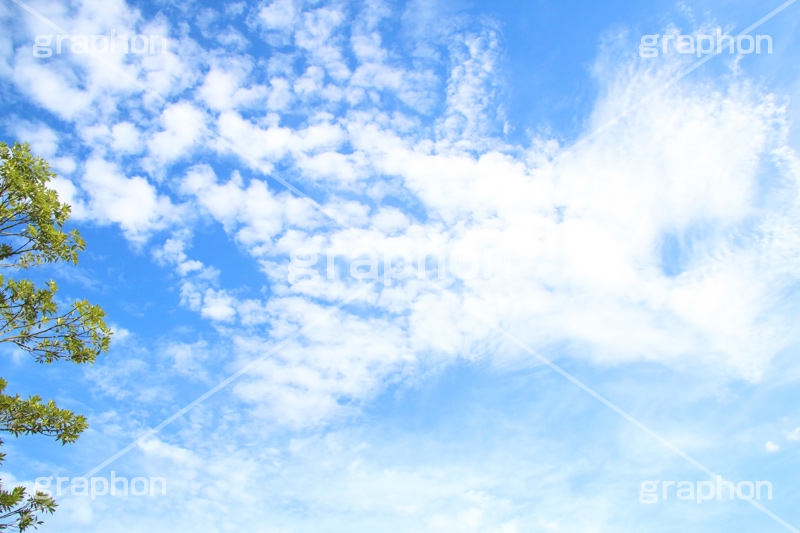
0;142;112;531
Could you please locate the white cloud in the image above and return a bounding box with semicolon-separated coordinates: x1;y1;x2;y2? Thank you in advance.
216;111;342;164
7;119;59;158
147;102;206;163
257;0;299;33
200;288;237;322
51;157;77;175
267;77;292;110
437;29;506;144
121;10;799;442
81;157;178;240
12;53;93;120
197;63;267;111
85;357;166;403
232;297;413;427
371;207;411;234
111;121;141;153
153;237;206;276
294;65;325;97
199;68;240;111
165;340;211;381
181;165;294;246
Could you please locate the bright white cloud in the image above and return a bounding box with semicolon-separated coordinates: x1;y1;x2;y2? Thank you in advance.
81;157;178;240
147;102;206;163
111;121;141;153
7;119;60;157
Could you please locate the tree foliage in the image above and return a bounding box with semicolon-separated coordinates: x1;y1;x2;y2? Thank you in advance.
0;142;112;531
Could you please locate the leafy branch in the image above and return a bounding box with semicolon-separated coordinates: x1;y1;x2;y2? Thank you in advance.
0;142;112;531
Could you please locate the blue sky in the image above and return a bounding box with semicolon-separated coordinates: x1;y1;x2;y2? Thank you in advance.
1;0;800;530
